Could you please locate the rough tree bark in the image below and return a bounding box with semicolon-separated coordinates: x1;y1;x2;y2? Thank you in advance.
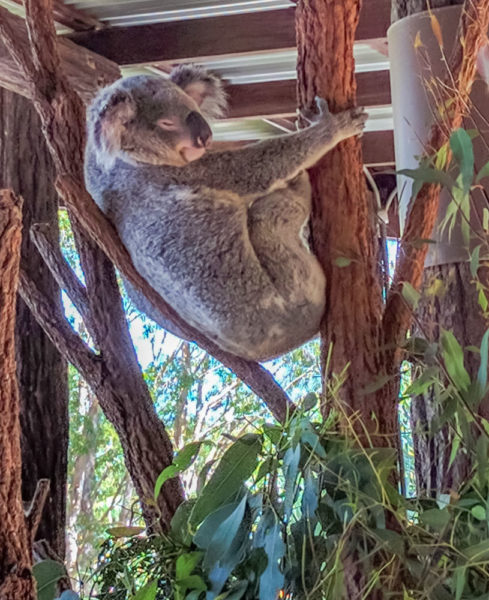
295;0;389;445
0;189;36;600
391;0;489;494
0;86;68;558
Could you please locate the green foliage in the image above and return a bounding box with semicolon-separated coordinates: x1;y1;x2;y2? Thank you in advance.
89;344;489;599
33;561;67;600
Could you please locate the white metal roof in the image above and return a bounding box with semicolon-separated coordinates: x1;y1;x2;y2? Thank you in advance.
65;0;294;26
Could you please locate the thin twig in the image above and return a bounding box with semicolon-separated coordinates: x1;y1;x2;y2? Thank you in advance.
25;479;50;543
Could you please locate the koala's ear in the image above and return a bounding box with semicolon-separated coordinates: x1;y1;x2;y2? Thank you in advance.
170;64;228;119
89;87;136;168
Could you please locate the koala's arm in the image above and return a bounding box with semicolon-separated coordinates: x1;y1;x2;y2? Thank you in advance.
180;103;367;196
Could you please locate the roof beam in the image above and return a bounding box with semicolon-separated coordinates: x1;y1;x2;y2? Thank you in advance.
227;71;391;119
0;6;119;102
67;2;390;66
9;0;103;31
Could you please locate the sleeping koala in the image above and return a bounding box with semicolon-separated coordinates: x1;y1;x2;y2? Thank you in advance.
85;65;367;361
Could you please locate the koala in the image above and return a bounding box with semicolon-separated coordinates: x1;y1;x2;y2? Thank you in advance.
84;65;367;361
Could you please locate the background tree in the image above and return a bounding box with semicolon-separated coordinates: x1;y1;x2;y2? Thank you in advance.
0;87;68;559
391;0;489;494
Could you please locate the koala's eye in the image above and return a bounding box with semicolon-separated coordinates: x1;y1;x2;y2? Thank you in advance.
157;118;178;131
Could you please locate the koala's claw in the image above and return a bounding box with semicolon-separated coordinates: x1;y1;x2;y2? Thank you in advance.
334;106;368;139
315;96;330;116
300;96;330;125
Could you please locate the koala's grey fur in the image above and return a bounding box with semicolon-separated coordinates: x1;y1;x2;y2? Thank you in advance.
85;66;367;361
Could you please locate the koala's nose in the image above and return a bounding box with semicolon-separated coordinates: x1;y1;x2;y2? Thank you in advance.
186;111;212;148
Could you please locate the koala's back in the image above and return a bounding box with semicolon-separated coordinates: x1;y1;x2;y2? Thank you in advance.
86;158;325;360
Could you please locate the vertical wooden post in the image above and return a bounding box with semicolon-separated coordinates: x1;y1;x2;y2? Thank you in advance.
0;189;36;600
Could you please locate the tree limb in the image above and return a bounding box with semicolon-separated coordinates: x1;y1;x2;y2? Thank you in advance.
383;0;489;362
30;222;93;334
18;268;101;388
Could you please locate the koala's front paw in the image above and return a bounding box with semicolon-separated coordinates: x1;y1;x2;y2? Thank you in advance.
333;107;368;139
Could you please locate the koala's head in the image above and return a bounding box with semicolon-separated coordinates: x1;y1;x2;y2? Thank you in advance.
87;65;227;169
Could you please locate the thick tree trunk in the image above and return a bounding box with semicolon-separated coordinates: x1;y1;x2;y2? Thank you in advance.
412;262;488;492
296;3;396;598
391;0;486;494
0;87;68;558
0;190;36;600
295;1;390;445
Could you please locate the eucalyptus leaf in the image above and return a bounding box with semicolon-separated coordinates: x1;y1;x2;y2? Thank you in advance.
254;511;285;600
401;282;421;310
283;444;301;520
478;329;489;394
190;434;262;529
176;552;204;580
397;166;455;191
33;561;67;600
132;580;158;600
470;245;482;278
450;128;474;194
420;508;450;532
171;500;196;546
155;441;205;500
476;159;489;183
440;330;470;391
464;539;489;561
202;495;247;570
106;526;144;538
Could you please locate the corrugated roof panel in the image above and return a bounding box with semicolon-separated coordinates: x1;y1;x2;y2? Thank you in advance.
66;0;293;25
120;45;389;86
212;107;393;141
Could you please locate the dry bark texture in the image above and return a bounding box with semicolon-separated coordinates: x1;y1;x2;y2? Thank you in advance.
0;87;68;558
295;0;389;445
0;189;36;600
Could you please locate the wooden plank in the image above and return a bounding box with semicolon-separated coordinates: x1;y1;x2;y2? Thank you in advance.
362;130;394;166
67;1;390;66
212;130;395;166
227;71;391;119
9;0;103;31
0;7;119;103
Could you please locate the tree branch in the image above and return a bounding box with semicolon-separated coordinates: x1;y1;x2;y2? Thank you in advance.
18;268;102;389
0;0;294;423
383;0;489;362
30;223;92;333
0;5;34;87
